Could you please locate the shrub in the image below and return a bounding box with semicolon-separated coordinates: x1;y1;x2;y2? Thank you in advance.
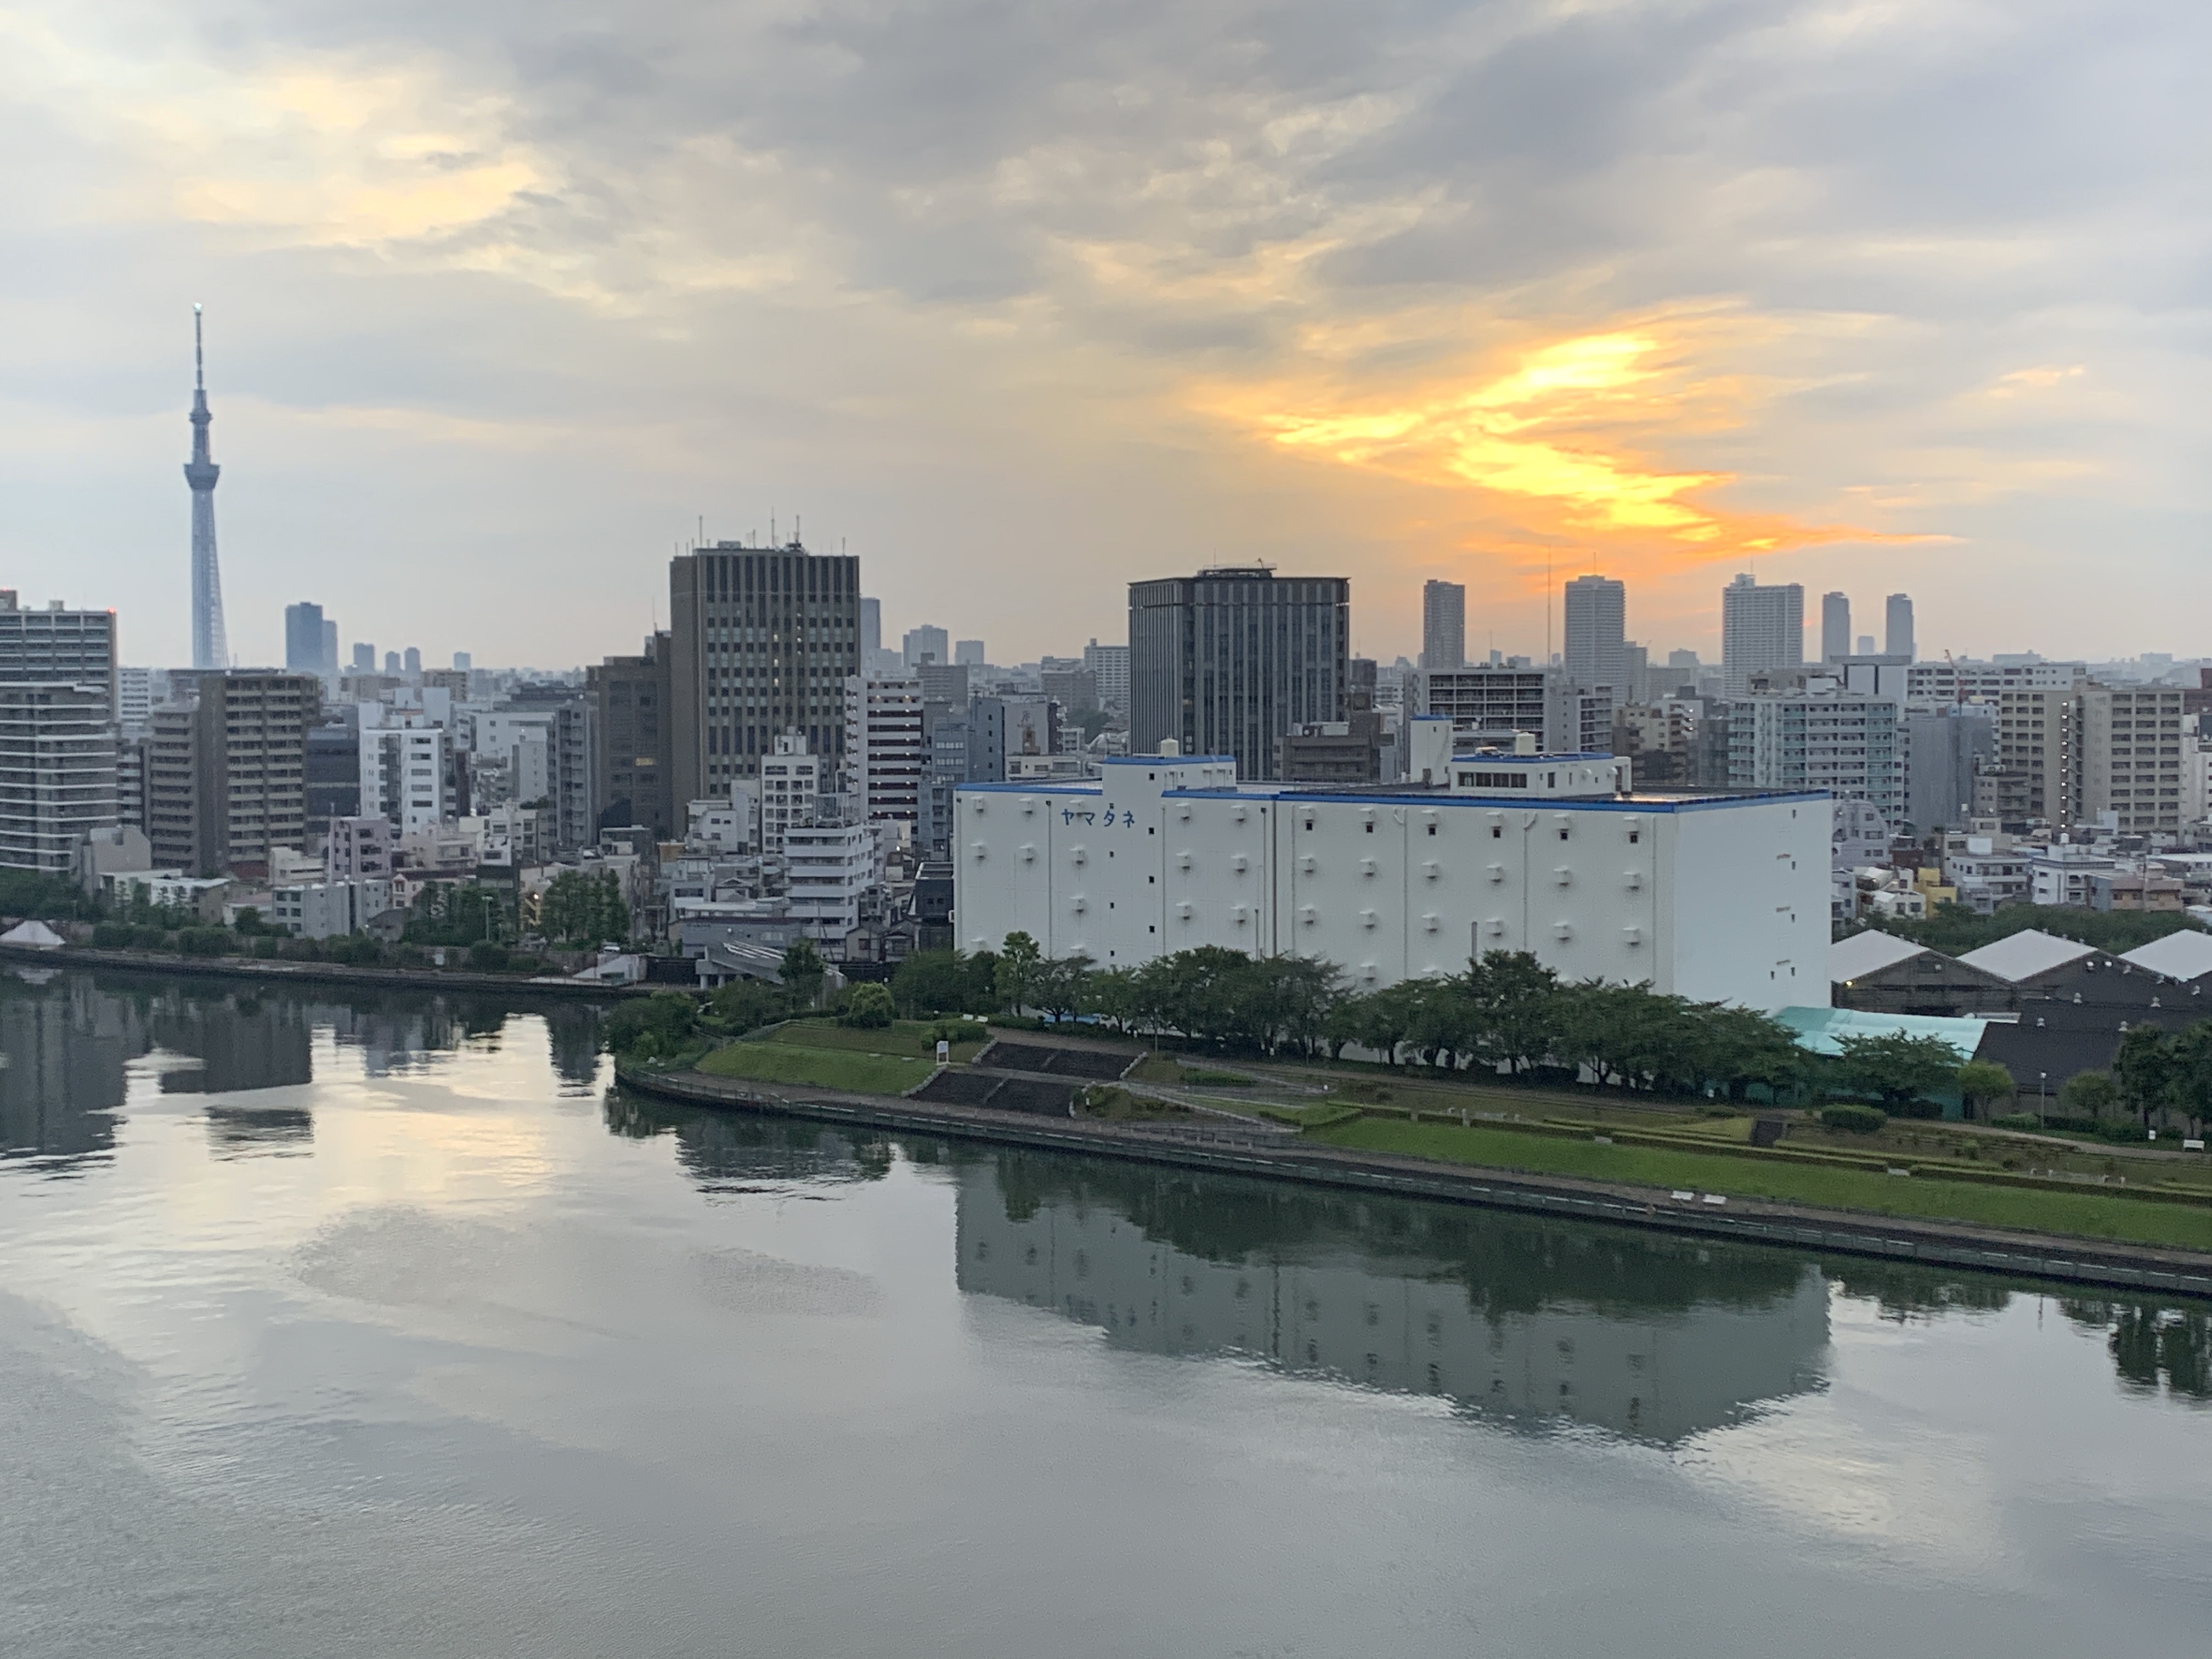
279;936;322;961
1991;1113;2044;1131
91;922;133;949
131;926;171;950
840;982;896;1028
177;927;230;957
504;953;541;975
251;936;280;958
1820;1103;1889;1134
603;991;700;1060
467;941;510;970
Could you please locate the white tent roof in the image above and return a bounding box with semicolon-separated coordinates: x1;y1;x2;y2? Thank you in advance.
0;919;66;949
1830;930;1928;984
1956;928;2096;984
2119;929;2212;983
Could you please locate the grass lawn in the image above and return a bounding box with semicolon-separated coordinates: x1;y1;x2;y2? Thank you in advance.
1316;1118;2212;1252
760;1019;985;1063
697;1040;934;1097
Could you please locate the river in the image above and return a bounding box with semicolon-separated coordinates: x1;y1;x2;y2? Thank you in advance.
2;967;2207;1656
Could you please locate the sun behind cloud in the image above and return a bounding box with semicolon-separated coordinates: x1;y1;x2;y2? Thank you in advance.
1197;317;1908;583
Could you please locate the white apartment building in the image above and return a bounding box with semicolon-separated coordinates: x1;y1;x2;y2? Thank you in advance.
0;682;117;873
783;821;876;935
2029;843;2118;907
270;878;394;940
1943;843;2030;915
1084;640;1131;713
955;725;1828;1011
360;718;452;834
759;732;821;854
1908;658;2085;702
1720;574;1803;695
843;674;923;831
117;667;154;737
326;815;394;881
1726;692;1903;820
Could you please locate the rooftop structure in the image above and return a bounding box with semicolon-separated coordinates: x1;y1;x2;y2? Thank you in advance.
185;306;228;672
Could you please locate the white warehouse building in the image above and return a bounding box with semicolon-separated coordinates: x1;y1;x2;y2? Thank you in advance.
953;722;1829;1012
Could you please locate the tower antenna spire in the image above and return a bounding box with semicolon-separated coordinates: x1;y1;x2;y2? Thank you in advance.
185;303;229;670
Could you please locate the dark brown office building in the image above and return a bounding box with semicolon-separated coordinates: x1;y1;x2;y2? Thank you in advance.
588;633;674;838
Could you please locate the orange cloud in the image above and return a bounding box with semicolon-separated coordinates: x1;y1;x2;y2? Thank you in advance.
1196;318;1908;582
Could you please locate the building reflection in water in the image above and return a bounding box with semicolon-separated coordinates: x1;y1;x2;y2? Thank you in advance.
607;1093;894;1192
0;969;613;1171
956;1152;1832;1444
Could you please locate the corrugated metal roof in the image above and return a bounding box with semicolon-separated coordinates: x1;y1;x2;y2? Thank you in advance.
1955;929;2097;984
1829;930;1928;984
1774;1006;1988;1060
2117;929;2212;983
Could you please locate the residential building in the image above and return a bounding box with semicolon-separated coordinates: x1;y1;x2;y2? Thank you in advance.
403;647;422;676
1886;594;1915;661
1421;580;1465;671
968;696;1060;782
1944;842;2030;915
145;671;314;878
0;683;117;872
784;821;876;937
1561;575;1627;692
588;633;675;838
1128;567;1348;782
1611;702;1697;789
1903;706;1994;833
844;674;924;831
352;643;375;672
953;740;1826;1008
1720;574;1803;695
552;699;598;853
1084;640;1131;714
759;731;823;854
668;541;861;805
902;623;950;669
115;736;148;830
2088;871;2185;912
1041;665;1098;716
1420;667;1548;743
360;719;453;836
1545;683;1618;758
860;597;883;669
1820;592;1850;664
1726;691;1902;819
326;815;395;881
919;708;971;856
0;592;119;713
271;878;394;940
1991;681;2186;833
2028;844;2117;907
116;667;155;737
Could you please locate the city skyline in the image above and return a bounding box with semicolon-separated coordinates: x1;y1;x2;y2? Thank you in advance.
2;4;2208;670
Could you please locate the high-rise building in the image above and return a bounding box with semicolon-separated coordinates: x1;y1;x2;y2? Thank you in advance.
1128;567;1348;782
1856;635;1875;657
359;716;451;836
322;621;338;678
184;306;228;672
1885;594;1915;661
1720;574;1804;695
285;603;328;678
1561;575;1627;691
967;696;1062;782
1725;690;1902;820
403;646;422;677
552;699;599;854
0;591;119;714
859;597;882;662
1084;639;1131;713
759;731;823;855
0;683;117;872
902;623;950;669
383;652;400;675
843;674;924;831
116;668;154;739
1905;708;1995;833
955;640;985;667
668;540;862;807
305;718;362;834
146;671;314;878
1820;592;1850;663
1420;580;1465;671
1420;667;1548;743
589;634;675;838
352;643;375;672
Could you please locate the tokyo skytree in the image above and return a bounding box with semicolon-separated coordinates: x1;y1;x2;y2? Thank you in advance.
185;303;229;670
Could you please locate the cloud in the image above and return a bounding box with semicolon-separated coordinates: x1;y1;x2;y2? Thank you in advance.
0;0;2205;665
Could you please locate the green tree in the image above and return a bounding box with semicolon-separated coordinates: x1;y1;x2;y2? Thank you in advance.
840;981;895;1028
1954;1060;2015;1121
2058;1069;2119;1121
1830;1031;1964;1114
2114;1023;2177;1128
603;991;699;1060
2162;1022;2212;1137
1464;951;1564;1075
780;939;827;1008
1081;966;1141;1034
710;976;792;1032
996;931;1042;1013
1027;953;1094;1024
891;950;977;1017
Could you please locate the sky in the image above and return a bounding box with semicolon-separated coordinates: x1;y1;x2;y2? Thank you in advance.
2;0;2207;671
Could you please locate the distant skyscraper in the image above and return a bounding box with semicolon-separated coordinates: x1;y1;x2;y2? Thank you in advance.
321;620;337;677
1857;635;1876;657
352;643;375;672
1886;594;1915;661
185;306;228;671
955;640;985;667
403;646;421;676
1129;567;1347;781
383;652;400;675
284;603;326;675
860;597;882;662
1420;580;1465;671
1820;592;1850;663
903;624;950;669
1720;573;1804;694
1561;575;1627;691
452;651;472;672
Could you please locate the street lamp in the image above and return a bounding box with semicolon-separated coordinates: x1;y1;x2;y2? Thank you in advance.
2039;1071;2048;1128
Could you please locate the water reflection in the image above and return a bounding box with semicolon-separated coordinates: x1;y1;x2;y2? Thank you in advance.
0;969;612;1170
608;1093;895;1192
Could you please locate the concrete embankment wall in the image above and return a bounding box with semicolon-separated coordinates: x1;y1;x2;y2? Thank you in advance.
0;943;652;1000
618;1066;2212;1304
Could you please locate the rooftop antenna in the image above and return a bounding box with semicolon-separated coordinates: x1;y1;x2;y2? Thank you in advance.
194;301;205;390
697;514;704;549
771;510;777;545
794;514;802;548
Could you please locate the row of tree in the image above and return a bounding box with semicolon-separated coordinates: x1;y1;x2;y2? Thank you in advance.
891;941;2002;1109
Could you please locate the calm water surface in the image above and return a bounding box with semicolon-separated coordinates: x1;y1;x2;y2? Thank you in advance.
2;967;2207;1657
